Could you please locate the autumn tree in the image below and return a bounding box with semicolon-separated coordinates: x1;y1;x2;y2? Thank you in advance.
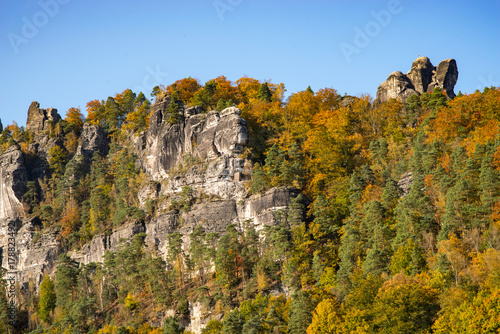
167;77;202;105
307;298;343;334
64;107;84;135
124;92;151;133
372;274;439;333
48;145;68;178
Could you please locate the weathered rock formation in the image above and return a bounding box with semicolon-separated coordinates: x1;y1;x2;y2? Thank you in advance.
135;98;250;202
0;99;299;323
24;101;65;181
73;122;109;170
26;101;61;134
70;187;295;266
397;171;413;197
375;57;458;104
0;145;27;219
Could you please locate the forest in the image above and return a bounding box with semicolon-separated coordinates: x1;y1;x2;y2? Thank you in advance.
1;75;500;333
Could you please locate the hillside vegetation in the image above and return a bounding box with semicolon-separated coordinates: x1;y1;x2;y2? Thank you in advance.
1;76;500;333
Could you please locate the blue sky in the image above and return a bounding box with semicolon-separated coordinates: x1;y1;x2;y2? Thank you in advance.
1;0;499;127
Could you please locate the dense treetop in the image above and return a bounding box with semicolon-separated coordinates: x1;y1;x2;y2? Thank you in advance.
1;77;500;333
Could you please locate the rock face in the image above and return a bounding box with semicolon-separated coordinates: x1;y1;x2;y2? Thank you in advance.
0;145;27;219
73;122;109;170
141;98;250;201
70;187;296;266
375;57;458;104
398;171;413;196
26;101;61;134
0;99;299;323
428;59;459;98
24;101;64;180
144;98;248;179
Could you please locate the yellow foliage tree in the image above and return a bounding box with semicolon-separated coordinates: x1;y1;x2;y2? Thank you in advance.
307;298;344;334
64;107;84;134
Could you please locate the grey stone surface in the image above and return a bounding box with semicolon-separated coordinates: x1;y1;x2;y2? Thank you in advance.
0;96;300;331
0;218;61;293
144;98;248;181
26;101;61;134
376;71;418;104
398;171;413;196
429;59;458;98
0;145;27;219
406;57;435;94
74;122;109;168
375;57;459;104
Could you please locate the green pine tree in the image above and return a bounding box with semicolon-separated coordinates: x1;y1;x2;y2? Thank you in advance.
163;316;182;334
257;83;272;102
55;254;79;313
287;291;316;334
38;274;56;323
223;309;244;334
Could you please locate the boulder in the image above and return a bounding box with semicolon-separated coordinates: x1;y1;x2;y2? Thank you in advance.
398;171;413;196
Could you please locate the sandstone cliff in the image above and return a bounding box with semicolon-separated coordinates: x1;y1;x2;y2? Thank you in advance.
0;99;299;311
375;57;458;104
0;146;27;220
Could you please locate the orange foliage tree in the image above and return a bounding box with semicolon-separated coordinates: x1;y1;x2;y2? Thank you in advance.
166;77;202;105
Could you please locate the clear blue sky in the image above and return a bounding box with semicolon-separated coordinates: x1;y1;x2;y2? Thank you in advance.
1;0;499;127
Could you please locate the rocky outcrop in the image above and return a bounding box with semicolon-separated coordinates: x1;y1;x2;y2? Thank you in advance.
339;95;359;108
142;98;250;201
24;101;64;180
145;99;248;178
375;71;418;104
427;59;459;99
71;187;298;266
238;187;299;229
375;57;458;104
398;171;413;196
26;101;61;134
406;56;435;94
0;146;27;219
0;218;61;293
0;97;300;333
73;122;109;170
